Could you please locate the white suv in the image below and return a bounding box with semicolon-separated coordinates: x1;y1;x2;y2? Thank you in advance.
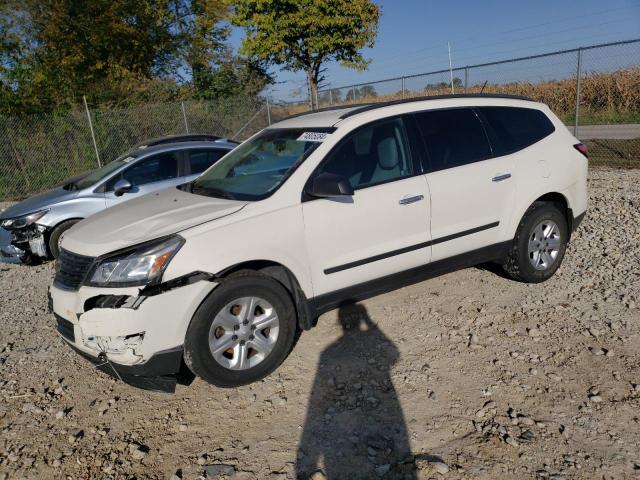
50;95;588;392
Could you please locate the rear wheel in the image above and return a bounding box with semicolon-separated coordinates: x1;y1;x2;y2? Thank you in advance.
48;219;81;259
503;202;568;283
184;271;298;387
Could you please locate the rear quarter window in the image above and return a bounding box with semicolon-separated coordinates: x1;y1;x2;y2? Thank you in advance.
478;106;555;155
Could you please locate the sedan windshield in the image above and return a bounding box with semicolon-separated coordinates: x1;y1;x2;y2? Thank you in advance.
191;128;331;200
73;159;128;190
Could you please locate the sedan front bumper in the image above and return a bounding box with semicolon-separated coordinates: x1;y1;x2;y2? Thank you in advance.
0;227;24;263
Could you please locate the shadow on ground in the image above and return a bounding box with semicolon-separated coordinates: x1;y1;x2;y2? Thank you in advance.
295;304;436;479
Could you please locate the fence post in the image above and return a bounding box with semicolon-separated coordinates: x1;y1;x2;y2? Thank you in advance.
266;96;272;125
401;77;405;98
352;86;356;104
181;101;189;133
232;105;266;140
314;89;319;110
83;95;101;168
329;89;333;105
464;67;469;93
574;48;583;136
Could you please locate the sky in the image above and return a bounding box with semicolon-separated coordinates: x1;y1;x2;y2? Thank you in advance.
228;0;640;102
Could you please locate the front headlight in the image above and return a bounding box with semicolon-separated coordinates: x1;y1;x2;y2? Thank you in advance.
87;236;184;287
0;210;48;229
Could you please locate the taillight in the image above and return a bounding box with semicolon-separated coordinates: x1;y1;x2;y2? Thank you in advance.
574;143;588;158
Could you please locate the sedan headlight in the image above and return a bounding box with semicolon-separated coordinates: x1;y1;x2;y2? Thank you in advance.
87;236;184;287
0;210;48;229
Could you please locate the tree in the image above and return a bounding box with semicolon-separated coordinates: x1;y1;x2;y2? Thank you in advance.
169;0;230;92
229;0;380;109
1;0;179;113
358;84;377;99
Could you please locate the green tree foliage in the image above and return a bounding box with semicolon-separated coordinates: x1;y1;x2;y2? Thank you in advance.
0;0;273;115
229;0;380;108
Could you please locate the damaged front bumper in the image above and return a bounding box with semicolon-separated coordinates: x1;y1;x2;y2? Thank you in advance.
0;224;49;262
49;275;216;393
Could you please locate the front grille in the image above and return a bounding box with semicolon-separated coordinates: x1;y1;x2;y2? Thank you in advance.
54;248;94;291
55;314;75;342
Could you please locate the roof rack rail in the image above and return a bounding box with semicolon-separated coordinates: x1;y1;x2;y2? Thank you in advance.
134;134;223;149
277;103;372;123
338;93;534;120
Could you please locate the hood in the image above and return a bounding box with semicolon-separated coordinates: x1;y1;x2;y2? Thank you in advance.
61;187;247;256
1;187;78;219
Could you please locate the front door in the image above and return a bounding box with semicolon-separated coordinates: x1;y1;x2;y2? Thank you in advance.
104;151;182;207
302;117;432;296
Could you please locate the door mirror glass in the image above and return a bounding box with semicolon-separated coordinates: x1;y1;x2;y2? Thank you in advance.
307;172;354;198
113;178;133;197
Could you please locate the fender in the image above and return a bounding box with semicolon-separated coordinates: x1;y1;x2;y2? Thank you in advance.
504;190;572;241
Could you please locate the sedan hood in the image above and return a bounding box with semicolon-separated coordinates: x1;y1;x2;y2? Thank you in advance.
62;187;247;256
1;187;78;219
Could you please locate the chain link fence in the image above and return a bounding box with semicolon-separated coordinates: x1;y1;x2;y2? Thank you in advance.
1;39;639;202
316;38;640;169
0;96;275;201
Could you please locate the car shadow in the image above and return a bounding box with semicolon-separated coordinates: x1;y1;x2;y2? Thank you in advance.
475;261;512;280
295;303;417;480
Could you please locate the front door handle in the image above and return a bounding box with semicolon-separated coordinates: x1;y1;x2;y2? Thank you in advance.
399;194;424;205
492;173;512;182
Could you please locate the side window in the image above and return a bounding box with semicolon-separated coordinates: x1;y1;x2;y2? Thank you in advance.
106;152;179;191
478;107;555;155
317;118;414;190
189;149;225;175
414;108;491;171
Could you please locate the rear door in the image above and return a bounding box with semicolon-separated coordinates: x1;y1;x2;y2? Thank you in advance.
104;151;181;207
415;107;516;262
302;117;431;296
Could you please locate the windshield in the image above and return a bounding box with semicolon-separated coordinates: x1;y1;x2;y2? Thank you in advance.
191;128;331;200
74;159;128;190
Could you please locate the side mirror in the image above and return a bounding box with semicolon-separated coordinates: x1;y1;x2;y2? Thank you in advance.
306;172;354;198
113;178;133;197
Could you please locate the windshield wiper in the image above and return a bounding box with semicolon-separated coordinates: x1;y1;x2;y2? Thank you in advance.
191;184;235;200
62;181;78;191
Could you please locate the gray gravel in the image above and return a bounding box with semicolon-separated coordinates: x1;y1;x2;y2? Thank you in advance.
0;167;639;479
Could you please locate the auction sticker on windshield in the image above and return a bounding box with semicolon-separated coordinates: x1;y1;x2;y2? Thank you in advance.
297;132;329;142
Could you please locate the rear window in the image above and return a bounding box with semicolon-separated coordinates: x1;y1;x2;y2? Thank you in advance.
478;107;555;155
414;108;492;171
189;149;226;174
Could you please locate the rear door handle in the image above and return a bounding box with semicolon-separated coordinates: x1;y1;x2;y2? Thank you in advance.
399;194;424;205
492;173;511;182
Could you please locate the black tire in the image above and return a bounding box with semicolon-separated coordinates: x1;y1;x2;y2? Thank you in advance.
184;271;299;388
502;202;568;283
48;219;81;259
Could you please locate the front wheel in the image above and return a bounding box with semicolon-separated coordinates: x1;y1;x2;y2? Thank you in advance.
48;219;81;259
503;202;568;283
184;271;299;387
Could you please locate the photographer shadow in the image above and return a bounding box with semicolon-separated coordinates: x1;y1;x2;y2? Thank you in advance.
295;303;417;480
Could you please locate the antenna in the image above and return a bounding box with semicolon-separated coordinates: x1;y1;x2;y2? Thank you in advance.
448;42;454;94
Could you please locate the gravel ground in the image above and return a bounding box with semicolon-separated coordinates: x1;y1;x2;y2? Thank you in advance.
0;168;639;480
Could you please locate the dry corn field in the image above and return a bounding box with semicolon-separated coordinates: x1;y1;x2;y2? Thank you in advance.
272;68;640;125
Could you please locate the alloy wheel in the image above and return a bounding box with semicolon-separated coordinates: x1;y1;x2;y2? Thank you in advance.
527;220;561;271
